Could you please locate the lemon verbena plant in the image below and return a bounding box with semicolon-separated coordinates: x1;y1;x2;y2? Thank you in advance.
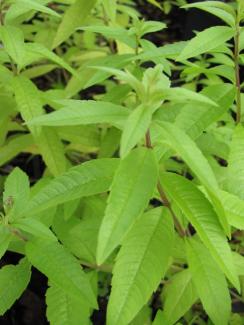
0;0;244;324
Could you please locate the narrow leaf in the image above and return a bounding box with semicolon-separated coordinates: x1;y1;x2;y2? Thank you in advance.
161;172;239;290
28;100;130;130
0;258;31;315
25;239;97;308
177;26;235;61
186;239;231;325
97;147;158;264
46;284;90;325
24;158;119;217
107;208;174;325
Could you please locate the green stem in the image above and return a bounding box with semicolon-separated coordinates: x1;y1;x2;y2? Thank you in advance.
145;130;186;237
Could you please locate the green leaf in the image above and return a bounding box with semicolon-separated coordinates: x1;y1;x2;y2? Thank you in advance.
161;172;239;290
0;258;31;315
177;26;235;61
174;84;236;140
186;238;231;325
157;121;230;235
107;208;174;325
13;0;60;18
25;43;79;78
12;76;67;176
25;238;97;308
0;25;25;68
13;218;57;242
160;269;198;325
3;167;30;220
46;284;90;325
227;125;244;200
161;87;218;106
120;104;152;157
79;26;136;48
52;0;97;48
24;158;119;217
232;252;244;276
0;225;12;259
0;134;33;167
219;190;244;230
28;100;130;129
182;1;236;27
53;196;105;264
97;147;158;264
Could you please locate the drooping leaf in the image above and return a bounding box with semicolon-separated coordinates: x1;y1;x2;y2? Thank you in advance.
157;121;229;235
182;1;236;27
0;134;33;167
28;100;130;129
161;172;239;290
25;238;97;308
52;0;97;48
24;158;119;217
12;0;60;18
46;284;90;325
107;208;174;325
177;26;235;61
159;269;198;325
0;258;31;315
186;238;231;325
25;43;79;78
12;76;67;176
97;147;158;264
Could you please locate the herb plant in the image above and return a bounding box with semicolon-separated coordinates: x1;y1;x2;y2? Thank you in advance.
0;0;244;324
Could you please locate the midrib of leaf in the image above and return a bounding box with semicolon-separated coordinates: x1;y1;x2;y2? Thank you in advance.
165;272;194;319
113;217;161;322
102;151;149;255
190;248;226;318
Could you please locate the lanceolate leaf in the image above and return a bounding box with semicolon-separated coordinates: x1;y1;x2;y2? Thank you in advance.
227;125;244;200
0;258;31;315
28;100;130;130
161;172;239;290
52;0;97;48
97;147;158;264
12;76;67;176
157;121;229;235
174;84;236;140
46;284;90;325
107;208;174;325
24;158;119;217
183;2;236;27
186;239;231;325
14;0;60;18
160;269;198;325
120;104;152;157
25;239;97;308
177;26;235;61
